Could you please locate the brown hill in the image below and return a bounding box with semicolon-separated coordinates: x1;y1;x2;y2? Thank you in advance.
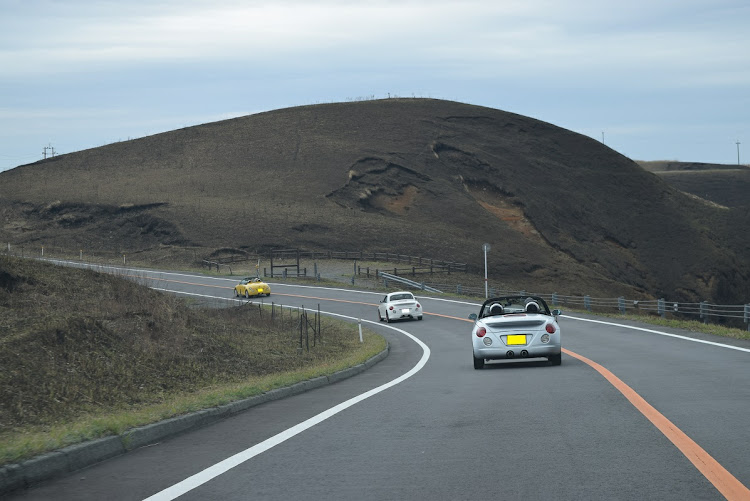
637;160;750;210
1;98;748;303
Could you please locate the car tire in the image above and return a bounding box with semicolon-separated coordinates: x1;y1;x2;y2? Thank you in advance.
234;289;239;297
548;353;562;366
385;312;390;323
418;316;423;321
378;311;383;322
473;355;485;370
245;290;250;299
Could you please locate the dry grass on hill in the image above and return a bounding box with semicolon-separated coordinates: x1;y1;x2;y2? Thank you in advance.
0;255;385;464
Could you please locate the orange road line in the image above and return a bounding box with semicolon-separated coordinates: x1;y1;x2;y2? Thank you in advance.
145;273;750;496
563;348;750;501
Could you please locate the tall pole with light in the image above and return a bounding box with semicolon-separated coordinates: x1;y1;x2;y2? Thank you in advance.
482;243;491;298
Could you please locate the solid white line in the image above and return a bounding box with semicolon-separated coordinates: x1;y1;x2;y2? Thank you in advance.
565;315;750;353
142;289;430;501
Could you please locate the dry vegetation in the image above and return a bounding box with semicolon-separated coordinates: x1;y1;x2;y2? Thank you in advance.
2;98;749;306
0;255;386;465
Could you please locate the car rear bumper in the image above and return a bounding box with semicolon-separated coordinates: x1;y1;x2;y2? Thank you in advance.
473;344;561;360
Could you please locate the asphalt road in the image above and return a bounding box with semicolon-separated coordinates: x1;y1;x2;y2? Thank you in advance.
7;264;750;500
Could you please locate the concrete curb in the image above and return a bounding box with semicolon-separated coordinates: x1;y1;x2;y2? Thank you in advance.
0;344;389;496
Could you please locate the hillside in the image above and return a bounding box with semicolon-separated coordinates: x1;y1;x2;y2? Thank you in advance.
638;160;750;210
1;98;748;303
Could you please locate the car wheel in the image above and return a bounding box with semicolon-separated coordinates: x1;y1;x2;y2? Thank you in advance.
245;290;250;299
418;316;423;321
378;310;383;322
234;289;239;297
473;355;485;370
548;353;562;366
385;311;390;323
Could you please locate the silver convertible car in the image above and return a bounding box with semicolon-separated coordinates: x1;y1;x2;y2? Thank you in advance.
378;291;423;322
469;295;562;369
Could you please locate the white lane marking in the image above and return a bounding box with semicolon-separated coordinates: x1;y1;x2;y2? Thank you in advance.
143;289;430;501
565;315;750;353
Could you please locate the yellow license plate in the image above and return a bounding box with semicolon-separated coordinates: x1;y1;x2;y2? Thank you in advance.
506;335;527;345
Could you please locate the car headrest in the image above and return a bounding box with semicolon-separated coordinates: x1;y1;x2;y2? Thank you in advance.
525;301;540;314
489;303;504;316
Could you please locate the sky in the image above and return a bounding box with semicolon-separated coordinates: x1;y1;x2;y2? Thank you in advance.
1;0;749;173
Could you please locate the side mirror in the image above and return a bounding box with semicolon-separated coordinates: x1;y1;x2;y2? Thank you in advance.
552;309;562;317
469;313;477;321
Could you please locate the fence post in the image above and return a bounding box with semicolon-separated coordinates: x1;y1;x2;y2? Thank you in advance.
358;318;363;343
584;295;591;311
745;304;750;331
700;301;708;324
457;284;462;295
657;298;665;318
618;297;625;314
552;293;558;306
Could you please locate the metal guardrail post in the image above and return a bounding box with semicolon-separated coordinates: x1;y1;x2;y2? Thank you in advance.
584;295;591;311
700;301;708;324
745;304;749;331
551;293;558;306
457;284;462;295
658;298;665;318
618;297;625;314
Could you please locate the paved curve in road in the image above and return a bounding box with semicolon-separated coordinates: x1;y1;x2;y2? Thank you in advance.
8;264;750;500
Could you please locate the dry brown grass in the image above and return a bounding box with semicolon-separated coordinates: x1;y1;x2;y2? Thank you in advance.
0;255;386;465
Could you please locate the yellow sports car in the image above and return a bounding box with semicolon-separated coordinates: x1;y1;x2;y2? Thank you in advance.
234;277;271;298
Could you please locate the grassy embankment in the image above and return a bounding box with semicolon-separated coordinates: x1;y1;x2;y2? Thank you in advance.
0;255;386;466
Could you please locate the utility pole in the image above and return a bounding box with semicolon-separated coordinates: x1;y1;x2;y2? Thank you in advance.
737;140;741;165
601;131;605;144
42;144;56;159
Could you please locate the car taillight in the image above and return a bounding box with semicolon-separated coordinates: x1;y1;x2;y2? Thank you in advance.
546;323;556;334
416;303;421;308
389;305;394;310
476;327;487;337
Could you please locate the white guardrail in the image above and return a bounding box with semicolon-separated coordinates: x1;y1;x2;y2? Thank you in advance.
378;272;443;294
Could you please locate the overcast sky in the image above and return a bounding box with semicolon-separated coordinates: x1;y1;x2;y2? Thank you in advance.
1;0;748;172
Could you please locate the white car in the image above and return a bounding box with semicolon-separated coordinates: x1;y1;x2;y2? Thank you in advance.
378;291;423;322
469;295;562;369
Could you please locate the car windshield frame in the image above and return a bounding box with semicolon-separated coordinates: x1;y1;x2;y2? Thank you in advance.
478;295;552;318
